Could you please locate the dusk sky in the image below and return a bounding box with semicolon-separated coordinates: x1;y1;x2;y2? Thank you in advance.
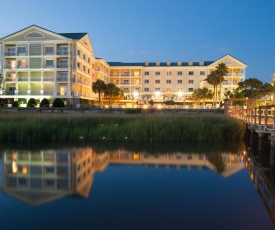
1;0;274;82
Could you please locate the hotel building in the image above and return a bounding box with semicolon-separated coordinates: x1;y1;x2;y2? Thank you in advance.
0;25;247;107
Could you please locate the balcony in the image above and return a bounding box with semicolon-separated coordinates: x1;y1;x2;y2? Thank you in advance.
5;77;16;82
18;77;28;81
57;77;68;82
57;63;68;68
44;65;55;69
44;51;55;56
57;50;69;55
226;73;245;77
30;77;41;81
43;77;54;81
4;65;16;70
223;81;239;85
5;51;16;56
18;65;28;69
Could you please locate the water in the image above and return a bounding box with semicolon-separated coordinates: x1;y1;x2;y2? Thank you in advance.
0;142;274;230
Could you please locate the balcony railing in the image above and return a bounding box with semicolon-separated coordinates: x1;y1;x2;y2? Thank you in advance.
43;77;54;81
57;77;68;82
226;73;245;77
43;91;54;95
57;50;69;55
18;77;28;81
5;51;16;56
44;65;55;69
44;52;55;55
30;77;41;81
5;65;16;69
18;65;28;69
57;63;68;68
5;77;16;82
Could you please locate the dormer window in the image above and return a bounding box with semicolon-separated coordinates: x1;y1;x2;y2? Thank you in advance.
188;61;193;66
167;61;171;66
177;61;182;66
199;60;204;66
145;61;149;66
156;61;160;66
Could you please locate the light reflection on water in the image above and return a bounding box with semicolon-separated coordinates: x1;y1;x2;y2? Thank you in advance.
0;142;274;230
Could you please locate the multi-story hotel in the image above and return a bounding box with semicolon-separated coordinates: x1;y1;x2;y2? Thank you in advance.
0;25;247;107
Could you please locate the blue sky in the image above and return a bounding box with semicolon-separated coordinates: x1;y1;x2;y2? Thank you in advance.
1;0;274;82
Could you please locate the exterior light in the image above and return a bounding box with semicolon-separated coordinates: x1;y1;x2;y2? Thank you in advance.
177;91;183;97
132;91;138;98
155;91;160;97
243;151;246;155
157;104;162;109
12;161;17;174
143;105;148;109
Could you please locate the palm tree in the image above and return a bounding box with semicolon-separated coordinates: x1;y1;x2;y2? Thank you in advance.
215;63;228;103
193;87;213;106
92;79;106;105
205;71;219;105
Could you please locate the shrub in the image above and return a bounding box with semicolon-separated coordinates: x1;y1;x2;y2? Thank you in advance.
0;99;8;107
53;98;65;107
27;98;37;107
165;100;175;105
12;101;21;107
124;108;142;114
148;100;154;105
40;98;50;108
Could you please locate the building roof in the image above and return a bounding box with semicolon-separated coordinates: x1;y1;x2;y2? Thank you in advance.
107;61;214;67
59;33;87;40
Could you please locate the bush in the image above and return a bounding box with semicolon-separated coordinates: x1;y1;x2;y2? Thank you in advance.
27;98;37;107
165;100;175;105
40;98;50;108
12;101;21;107
124;108;142;114
148;100;154;105
0;99;8;107
53;98;65;107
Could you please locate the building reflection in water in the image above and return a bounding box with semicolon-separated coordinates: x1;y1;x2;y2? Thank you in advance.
241;148;275;224
0;147;243;206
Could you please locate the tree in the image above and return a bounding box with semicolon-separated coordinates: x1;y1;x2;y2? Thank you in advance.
53;98;65;107
259;83;275;104
104;83;122;105
193;87;213;106
205;71;220;104
12;101;20;107
92;79;106;105
40;98;50;108
238;78;263;99
27;98;37;107
215;63;228;103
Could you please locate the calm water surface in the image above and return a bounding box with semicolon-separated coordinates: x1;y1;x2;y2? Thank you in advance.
0;142;274;230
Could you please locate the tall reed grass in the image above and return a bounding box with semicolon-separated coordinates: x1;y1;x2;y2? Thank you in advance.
0;112;245;143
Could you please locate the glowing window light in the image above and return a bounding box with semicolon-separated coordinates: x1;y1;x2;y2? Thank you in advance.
133;153;139;160
22;166;28;174
12;161;17;174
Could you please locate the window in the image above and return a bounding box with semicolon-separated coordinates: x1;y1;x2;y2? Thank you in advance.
46;167;54;173
189;71;194;75
155;79;160;84
83;54;86;60
124;88;129;93
83;66;86;72
46;60;54;68
144;71;149;75
167;61;171;66
166;71;171;75
166;88;171;92
200;71;205;75
17;47;26;56
156;61;160;66
144;88;149;92
166;79;171;84
88;69;90;74
177;61;182;66
188;88;193;92
155;71;160;75
178;71;182;75
155;88;160;92
7;47;16;56
45;46;54;55
77;50;80;56
18;59;27;68
144;79;149;83
188;80;194;84
77;62;80;68
123;80;129;84
58;46;68;55
88;58;90;64
188;61;193;66
177;79;182;84
46;180;54;186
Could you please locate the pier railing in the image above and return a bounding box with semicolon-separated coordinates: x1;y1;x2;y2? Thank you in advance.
229;105;275;129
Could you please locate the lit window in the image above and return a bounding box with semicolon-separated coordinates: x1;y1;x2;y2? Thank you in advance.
166;88;171;92
166;71;171;75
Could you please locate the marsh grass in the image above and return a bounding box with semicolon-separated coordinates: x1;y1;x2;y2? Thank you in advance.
0;112;245;143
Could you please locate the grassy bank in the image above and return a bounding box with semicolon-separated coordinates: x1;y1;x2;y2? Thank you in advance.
0;112;245;143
